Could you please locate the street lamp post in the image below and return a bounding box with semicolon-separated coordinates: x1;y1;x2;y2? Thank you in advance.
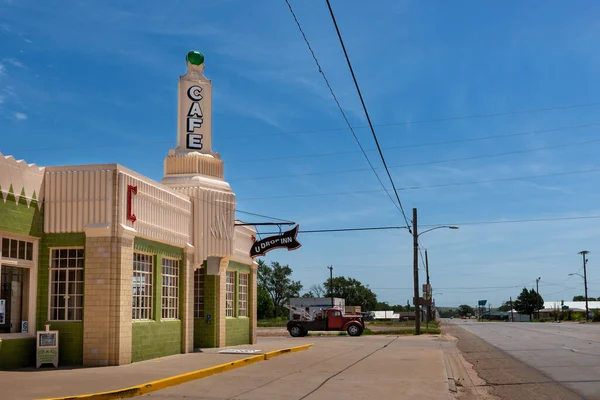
412;207;458;335
578;251;590;321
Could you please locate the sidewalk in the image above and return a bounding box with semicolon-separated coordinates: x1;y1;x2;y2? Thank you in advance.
1;335;452;400
1;339;309;400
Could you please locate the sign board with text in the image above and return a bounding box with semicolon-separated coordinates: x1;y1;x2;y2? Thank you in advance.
36;326;59;368
250;225;302;258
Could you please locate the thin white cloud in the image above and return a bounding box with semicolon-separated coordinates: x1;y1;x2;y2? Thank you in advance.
3;58;24;68
14;112;27;120
0;63;5;75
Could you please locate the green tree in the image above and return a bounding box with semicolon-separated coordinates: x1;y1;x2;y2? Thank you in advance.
302;283;326;298
257;288;274;319
323;276;378;311
257;260;303;318
573;295;597;301
374;301;392;311
514;288;544;320
457;304;474;317
497;301;513;312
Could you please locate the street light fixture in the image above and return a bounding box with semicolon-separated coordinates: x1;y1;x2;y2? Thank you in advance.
412;208;459;335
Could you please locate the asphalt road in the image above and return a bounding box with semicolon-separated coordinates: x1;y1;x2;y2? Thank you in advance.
447;319;600;400
141;335;450;400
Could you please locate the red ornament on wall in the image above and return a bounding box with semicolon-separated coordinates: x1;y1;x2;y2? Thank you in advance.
127;185;138;223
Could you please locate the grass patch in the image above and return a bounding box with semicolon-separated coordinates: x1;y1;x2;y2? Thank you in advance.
363;327;441;335
306;327;441;337
257;317;288;327
367;320;440;328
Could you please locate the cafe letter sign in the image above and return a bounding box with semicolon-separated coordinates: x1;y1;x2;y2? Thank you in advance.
250;225;302;258
186;85;204;150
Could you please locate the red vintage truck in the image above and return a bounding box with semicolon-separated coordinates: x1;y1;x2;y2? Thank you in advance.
286;307;365;337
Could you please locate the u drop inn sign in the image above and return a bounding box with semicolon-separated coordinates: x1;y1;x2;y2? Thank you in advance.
250;225;302;258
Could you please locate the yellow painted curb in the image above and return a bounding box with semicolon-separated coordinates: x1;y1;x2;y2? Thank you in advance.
264;343;314;360
40;344;314;400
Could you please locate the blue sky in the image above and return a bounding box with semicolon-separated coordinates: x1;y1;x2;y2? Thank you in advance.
2;0;600;309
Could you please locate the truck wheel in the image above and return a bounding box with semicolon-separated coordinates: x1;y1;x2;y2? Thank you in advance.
289;325;303;337
347;324;362;337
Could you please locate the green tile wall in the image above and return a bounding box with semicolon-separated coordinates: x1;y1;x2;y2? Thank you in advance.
133;237;183;260
132;321;181;362
225;261;251;346
37;233;86;366
132;237;184;361
0;186;43;237
0;337;36;369
194;271;219;348
226;318;250;346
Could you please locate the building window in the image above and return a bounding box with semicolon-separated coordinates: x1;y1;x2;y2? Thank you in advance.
2;238;33;261
162;258;179;319
194;268;205;318
226;271;235;317
238;273;248;317
133;253;153;320
49;248;84;321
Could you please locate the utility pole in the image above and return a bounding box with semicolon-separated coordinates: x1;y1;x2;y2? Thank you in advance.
327;265;334;308
425;249;431;329
412;208;421;335
579;251;590;321
510;297;514;322
536;277;541;320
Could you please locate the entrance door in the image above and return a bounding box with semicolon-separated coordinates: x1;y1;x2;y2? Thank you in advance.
0;266;24;333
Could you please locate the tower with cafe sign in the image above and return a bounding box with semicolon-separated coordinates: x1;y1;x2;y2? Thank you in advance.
162;51;238;270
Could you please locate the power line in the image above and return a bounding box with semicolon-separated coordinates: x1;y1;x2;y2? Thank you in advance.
235;209;294;224
420;214;600;227
231;137;600;182
12;118;600;156
237;166;600;202
222;101;600;140
228;122;600;165
260;225;407;235
284;0;402;216
324;0;411;230
259;214;600;236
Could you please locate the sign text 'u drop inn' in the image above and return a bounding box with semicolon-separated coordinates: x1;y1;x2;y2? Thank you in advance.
250;225;302;258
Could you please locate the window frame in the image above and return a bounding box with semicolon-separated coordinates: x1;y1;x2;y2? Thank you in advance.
161;257;180;320
48;247;85;322
132;251;154;321
238;273;248;318
226;270;235;318
2;237;35;263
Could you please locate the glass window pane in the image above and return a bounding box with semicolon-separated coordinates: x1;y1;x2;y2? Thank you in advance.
10;240;18;258
68;249;77;258
2;238;9;257
18;241;26;259
59;249;67;258
26;242;33;260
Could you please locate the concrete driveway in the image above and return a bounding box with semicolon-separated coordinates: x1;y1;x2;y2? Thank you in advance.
142;335;451;400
